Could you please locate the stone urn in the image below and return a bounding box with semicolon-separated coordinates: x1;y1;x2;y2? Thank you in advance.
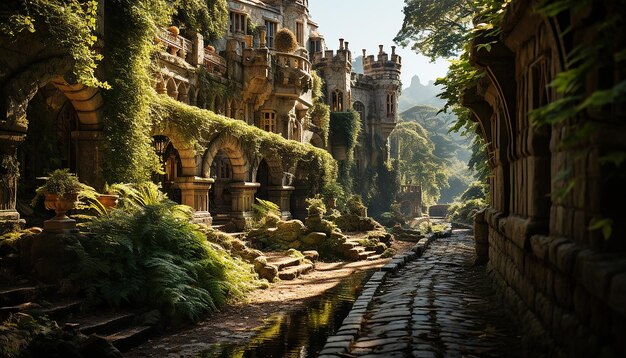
206;44;215;52
43;193;79;233
96;194;119;209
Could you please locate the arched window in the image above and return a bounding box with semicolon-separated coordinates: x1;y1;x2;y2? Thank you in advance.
353;101;365;121
332;89;344;112
386;92;396;117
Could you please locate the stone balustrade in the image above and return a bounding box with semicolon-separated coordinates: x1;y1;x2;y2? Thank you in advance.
274;51;311;74
158;29;192;59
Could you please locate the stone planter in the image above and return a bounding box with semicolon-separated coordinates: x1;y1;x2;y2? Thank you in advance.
43;193;78;233
96;194;119;209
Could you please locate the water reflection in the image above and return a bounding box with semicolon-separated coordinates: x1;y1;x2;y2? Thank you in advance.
200;270;371;358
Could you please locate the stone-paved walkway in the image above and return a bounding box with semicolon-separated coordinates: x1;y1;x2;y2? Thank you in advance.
342;229;523;358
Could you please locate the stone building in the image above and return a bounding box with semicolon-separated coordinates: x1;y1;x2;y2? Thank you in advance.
312;40;402;187
0;0;398;231
466;1;626;356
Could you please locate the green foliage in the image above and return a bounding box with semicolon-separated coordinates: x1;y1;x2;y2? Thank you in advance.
274;28;298;53
0;0;108;89
310;71;331;146
330;110;361;193
346;195;367;216
152;95;338;188
171;0;228;41
251;198;281;228
31;169;97;207
447;198;487;224
101;0;171;183
305;197;327;217
72;186;258;324
391;121;448;205
395;0;474;59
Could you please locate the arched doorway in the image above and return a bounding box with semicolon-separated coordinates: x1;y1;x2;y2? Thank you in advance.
208;149;233;214
256;159;270;201
16;85;79;226
151;135;183;204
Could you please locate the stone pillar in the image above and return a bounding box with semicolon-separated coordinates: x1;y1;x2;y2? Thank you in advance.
474;208;489;265
71;130;104;190
229;181;260;228
258;25;267;48
267;185;294;220
189;31;204;66
175;176;214;225
0;132;25;233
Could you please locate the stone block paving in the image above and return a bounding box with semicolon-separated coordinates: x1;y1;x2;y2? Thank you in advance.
338;230;524;357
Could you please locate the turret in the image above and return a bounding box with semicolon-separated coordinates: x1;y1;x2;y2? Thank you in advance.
312;38;353;112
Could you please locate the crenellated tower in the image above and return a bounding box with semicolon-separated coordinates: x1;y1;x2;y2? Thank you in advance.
311;39;353;112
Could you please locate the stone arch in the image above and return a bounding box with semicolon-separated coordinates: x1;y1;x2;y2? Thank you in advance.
151;125;197;177
201;134;250;181
251;154;284;185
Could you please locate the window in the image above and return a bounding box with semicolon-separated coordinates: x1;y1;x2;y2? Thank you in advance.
386;92;395;116
353;101;365;121
309;39;321;53
229;12;247;35
332;90;344;112
296;22;304;45
261;111;276;132
265;20;277;48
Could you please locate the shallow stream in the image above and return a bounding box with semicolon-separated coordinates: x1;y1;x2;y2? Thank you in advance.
199;270;372;357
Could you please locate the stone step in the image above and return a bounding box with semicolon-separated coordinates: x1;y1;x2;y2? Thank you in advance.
0;284;53;307
359;251;378;260
29;300;83;320
340;241;359;251
267;256;302;270
302;250;319;262
278;263;314;280
106;325;153;352
65;312;136;335
366;254;383;261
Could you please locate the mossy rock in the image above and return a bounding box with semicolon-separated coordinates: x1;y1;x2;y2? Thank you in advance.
300;231;326;245
253;256;267;272
304;216;338;236
272;220;306;242
258;264;279;281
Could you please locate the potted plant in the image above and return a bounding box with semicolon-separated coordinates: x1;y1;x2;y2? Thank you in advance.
96;183;119;209
32;169;85;233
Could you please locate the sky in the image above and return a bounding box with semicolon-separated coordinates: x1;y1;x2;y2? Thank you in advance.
308;0;450;88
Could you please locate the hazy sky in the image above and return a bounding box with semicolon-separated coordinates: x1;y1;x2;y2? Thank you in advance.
308;0;450;88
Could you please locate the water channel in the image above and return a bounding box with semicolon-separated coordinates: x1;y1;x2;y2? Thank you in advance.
199;270;372;357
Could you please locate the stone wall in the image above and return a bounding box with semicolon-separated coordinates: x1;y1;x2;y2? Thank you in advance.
468;1;626;356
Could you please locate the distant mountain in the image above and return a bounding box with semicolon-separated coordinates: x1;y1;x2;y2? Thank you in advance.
398;75;445;111
352;55;364;74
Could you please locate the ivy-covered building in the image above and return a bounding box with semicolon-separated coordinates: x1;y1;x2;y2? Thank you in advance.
0;0;398;231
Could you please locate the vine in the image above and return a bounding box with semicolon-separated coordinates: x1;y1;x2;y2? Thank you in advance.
0;0;108;89
151;95;338;188
309;71;331;146
329;110;361;192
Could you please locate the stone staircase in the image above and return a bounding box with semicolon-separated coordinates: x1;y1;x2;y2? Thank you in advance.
264;251;318;280
0;280;154;353
340;238;386;261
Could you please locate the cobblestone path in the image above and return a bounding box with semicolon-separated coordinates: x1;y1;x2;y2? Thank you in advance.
340;229;524;358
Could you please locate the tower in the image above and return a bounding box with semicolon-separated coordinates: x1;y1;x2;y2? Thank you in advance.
312;38;353;112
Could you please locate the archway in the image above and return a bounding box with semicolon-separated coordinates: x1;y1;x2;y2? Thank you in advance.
151;135;183;204
256;159;270;201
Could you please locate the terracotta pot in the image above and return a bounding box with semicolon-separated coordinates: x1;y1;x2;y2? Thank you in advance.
96;194;119;209
44;193;78;221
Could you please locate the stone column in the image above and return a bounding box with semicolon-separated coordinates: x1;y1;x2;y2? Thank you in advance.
228;181;260;229
71;130;104;190
175;176;214;225
189;31;205;66
0;132;25;233
267;185;294;220
474;208;489;265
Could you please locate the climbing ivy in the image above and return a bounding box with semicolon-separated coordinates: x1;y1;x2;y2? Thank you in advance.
309;71;331;146
0;0;108;89
329;110;361;192
151;95;338;188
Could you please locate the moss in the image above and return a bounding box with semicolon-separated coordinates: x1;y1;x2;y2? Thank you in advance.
151;95;338;188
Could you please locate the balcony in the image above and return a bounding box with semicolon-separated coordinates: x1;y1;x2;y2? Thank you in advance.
156;28;227;76
158;29;193;59
273;50;312;102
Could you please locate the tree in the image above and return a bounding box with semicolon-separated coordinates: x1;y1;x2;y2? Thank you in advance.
171;0;228;42
394;0;475;60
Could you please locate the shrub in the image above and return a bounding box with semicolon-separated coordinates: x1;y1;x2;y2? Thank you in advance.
306;197;327;217
447;198;487;224
274;28;298;53
71;186;259;324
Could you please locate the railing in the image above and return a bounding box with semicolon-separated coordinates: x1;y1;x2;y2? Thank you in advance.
274;52;311;74
204;48;227;75
158;29;191;59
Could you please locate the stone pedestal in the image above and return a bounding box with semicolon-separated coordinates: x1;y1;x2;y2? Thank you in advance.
0;132;25;234
229;181;260;229
43;217;78;234
175;176;214;225
267;185;294;220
